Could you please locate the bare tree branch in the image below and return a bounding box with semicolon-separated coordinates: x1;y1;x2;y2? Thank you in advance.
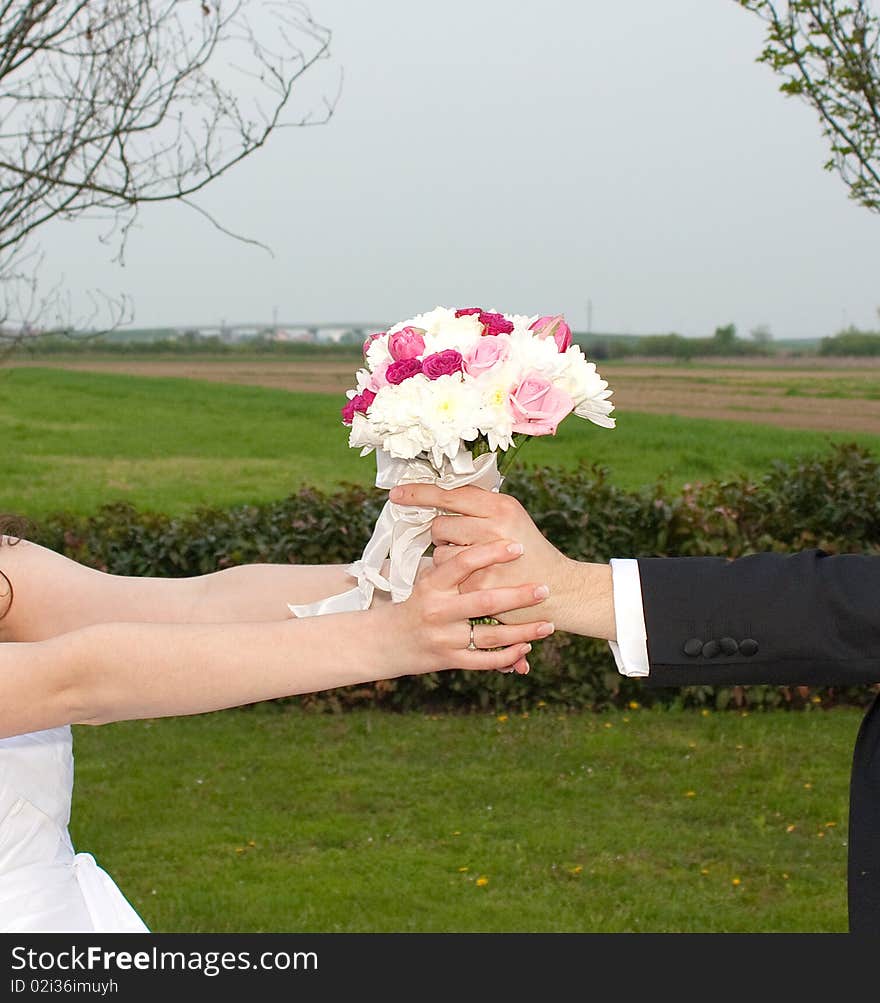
0;1;335;349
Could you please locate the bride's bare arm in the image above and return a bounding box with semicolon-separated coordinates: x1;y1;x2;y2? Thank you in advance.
0;537;387;642
0;540;554;738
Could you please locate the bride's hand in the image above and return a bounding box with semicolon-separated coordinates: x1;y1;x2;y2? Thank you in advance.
391;538;554;676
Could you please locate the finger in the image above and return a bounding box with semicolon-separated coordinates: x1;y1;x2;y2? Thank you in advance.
432;515;494;547
501;656;530;675
444;583;549;622
432;544;460;567
460;643;532;671
431;539;525;591
474;621;554;648
391;483;497;517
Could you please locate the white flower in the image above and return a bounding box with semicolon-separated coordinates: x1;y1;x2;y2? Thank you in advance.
419;375;481;466
388;306;454;336
352;367;374;396
348;412;383;454
365;334;393;372
574;393;616;428
507;326;566;378
552;346;616;427
473;363;518;452
506;313;540;334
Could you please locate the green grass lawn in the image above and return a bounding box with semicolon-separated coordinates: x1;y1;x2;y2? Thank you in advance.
1;363;867;935
70;705;857;933
1;367;877;518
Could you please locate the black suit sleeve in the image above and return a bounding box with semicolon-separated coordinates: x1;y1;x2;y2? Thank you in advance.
636;549;880;688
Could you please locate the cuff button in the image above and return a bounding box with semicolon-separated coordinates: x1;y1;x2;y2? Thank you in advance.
720;636;739;655
739;638;759;656
701;639;721;658
683;638;703;657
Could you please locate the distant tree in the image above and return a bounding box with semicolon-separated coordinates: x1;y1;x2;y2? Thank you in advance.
737;1;880;212
0;2;334;354
820;323;880;353
713;323;738;348
750;323;774;344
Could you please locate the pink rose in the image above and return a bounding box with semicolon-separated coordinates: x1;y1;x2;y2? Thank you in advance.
363;331;384;356
530;314;572;352
341;388;376;426
368;361;389;392
386;358;423;384
388;326;426;361
509;372;574;436
464;335;510;376
455;307;482;318
422;349;464;380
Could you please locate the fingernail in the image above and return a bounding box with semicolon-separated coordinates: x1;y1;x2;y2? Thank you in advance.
538;622;555;637
534;584;550;600
523;643;532;654
507;542;524;555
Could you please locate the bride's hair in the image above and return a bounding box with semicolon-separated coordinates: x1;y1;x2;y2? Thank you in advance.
0;514;30;622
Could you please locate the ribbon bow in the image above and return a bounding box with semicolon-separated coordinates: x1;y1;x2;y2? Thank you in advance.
288;449;503;617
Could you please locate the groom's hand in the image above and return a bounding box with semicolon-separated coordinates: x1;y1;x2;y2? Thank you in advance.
390;484;582;627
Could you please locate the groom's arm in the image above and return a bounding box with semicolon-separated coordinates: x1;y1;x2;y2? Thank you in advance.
390;484;880;687
634;550;880;687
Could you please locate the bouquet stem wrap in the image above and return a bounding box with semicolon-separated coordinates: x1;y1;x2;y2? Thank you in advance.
288;449;502;617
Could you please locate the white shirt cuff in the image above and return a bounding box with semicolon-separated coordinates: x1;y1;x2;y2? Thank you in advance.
607;558;650;677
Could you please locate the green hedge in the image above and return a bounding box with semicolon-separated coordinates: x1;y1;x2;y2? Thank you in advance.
31;442;880;712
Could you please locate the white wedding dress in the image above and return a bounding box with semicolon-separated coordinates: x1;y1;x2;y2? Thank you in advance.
0;725;148;932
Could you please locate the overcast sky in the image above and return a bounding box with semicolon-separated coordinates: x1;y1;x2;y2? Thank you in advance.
37;0;880;339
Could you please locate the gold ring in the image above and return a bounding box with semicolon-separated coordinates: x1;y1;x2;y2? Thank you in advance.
467;623;477;651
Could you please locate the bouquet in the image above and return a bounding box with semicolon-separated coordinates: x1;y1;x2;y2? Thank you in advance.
289;306;614;617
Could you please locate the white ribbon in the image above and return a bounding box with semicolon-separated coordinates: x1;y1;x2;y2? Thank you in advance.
288;449;503;617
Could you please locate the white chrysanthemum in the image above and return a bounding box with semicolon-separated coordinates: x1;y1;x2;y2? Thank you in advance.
387;306;454;336
348;412;383;454
574;393;616;428
506;313;539;334
423;316;484;356
366;376;433;459
551;347;615;427
507;326;567;378
365;334;393;372
473;363;518;452
419;374;482;466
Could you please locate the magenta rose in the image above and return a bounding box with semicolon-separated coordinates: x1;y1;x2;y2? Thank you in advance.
422;349;464;380
464;335;510;377
530;314;572;352
388;326;426;361
341;388;376;426
386;358;423;384
509;372;574;436
363;331;384;356
479;311;514;336
455;307;514;336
